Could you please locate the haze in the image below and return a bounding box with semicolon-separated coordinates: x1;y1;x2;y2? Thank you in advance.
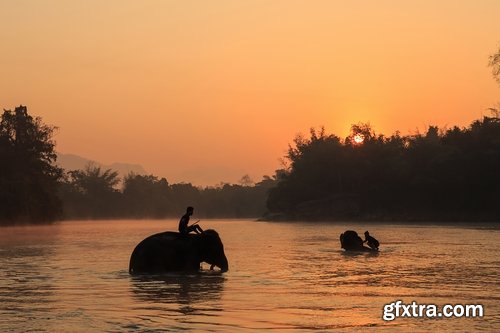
1;1;499;185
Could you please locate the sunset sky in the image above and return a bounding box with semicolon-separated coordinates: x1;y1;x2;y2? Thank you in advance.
1;1;499;186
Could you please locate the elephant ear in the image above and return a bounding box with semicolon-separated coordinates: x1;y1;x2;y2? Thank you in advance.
199;230;223;258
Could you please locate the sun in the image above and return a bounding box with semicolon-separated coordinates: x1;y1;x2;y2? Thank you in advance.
353;133;365;144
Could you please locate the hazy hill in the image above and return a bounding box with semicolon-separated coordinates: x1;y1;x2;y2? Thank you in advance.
56;153;147;177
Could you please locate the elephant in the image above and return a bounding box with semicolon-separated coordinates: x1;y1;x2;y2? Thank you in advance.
340;230;377;252
129;229;228;274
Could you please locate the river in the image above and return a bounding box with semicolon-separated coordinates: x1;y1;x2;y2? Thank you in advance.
0;220;498;332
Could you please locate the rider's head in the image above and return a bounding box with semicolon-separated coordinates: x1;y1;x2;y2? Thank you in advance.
186;206;194;215
364;231;370;236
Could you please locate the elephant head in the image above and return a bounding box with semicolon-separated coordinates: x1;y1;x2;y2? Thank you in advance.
340;230;364;251
197;229;228;272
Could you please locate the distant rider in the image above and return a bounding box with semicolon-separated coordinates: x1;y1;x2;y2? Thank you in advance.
178;206;203;234
363;231;379;250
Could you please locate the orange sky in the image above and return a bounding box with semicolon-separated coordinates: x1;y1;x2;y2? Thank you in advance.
1;1;499;186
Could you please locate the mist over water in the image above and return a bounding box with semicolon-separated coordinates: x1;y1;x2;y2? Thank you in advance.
0;220;498;332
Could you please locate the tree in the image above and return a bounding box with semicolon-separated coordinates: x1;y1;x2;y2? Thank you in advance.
122;173;171;217
0;105;62;223
68;164;120;195
60;164;121;218
238;174;254;187
489;45;500;85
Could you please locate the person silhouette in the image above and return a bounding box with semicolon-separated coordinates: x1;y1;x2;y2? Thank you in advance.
178;206;203;234
363;231;379;250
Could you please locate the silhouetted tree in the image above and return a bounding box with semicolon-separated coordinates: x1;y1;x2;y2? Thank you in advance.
197;177;275;218
239;174;254;187
0;106;62;223
489;45;500;85
60;164;121;218
266;117;500;221
122;173;172;218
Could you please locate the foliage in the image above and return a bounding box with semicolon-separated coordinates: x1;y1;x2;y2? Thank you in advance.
0;106;62;223
489;45;500;85
59;164;121;218
58;170;276;219
266;116;500;221
122;174;171;218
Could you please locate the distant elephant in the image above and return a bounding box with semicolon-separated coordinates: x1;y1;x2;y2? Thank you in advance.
129;229;228;274
340;230;376;252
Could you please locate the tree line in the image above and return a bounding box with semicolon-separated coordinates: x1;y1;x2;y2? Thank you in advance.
59;166;275;220
0;105;275;224
265;115;500;221
2;105;500;225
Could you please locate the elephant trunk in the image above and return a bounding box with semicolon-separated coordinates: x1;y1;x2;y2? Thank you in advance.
218;254;229;272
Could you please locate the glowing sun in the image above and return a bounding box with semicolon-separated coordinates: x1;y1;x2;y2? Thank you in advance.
353;133;365;144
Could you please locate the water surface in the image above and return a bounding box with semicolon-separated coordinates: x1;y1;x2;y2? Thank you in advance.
0;220;498;332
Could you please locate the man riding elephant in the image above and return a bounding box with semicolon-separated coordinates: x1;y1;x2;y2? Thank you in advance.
129;229;228;273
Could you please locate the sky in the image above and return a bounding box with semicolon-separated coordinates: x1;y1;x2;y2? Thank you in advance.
1;0;499;186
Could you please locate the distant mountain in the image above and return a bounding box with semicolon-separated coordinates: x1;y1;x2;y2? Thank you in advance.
56;153;147;177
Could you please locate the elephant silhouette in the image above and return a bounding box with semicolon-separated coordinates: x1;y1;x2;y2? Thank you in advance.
340;230;378;252
129;229;228;274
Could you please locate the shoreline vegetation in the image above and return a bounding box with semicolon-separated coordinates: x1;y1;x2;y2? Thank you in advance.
1;105;500;225
264;115;500;223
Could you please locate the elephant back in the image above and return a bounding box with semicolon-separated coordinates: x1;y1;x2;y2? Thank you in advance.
129;232;199;273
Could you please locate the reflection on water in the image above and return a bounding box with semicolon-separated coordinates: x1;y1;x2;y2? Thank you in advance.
0;226;59;332
0;220;499;332
125;273;226;331
130;273;225;305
